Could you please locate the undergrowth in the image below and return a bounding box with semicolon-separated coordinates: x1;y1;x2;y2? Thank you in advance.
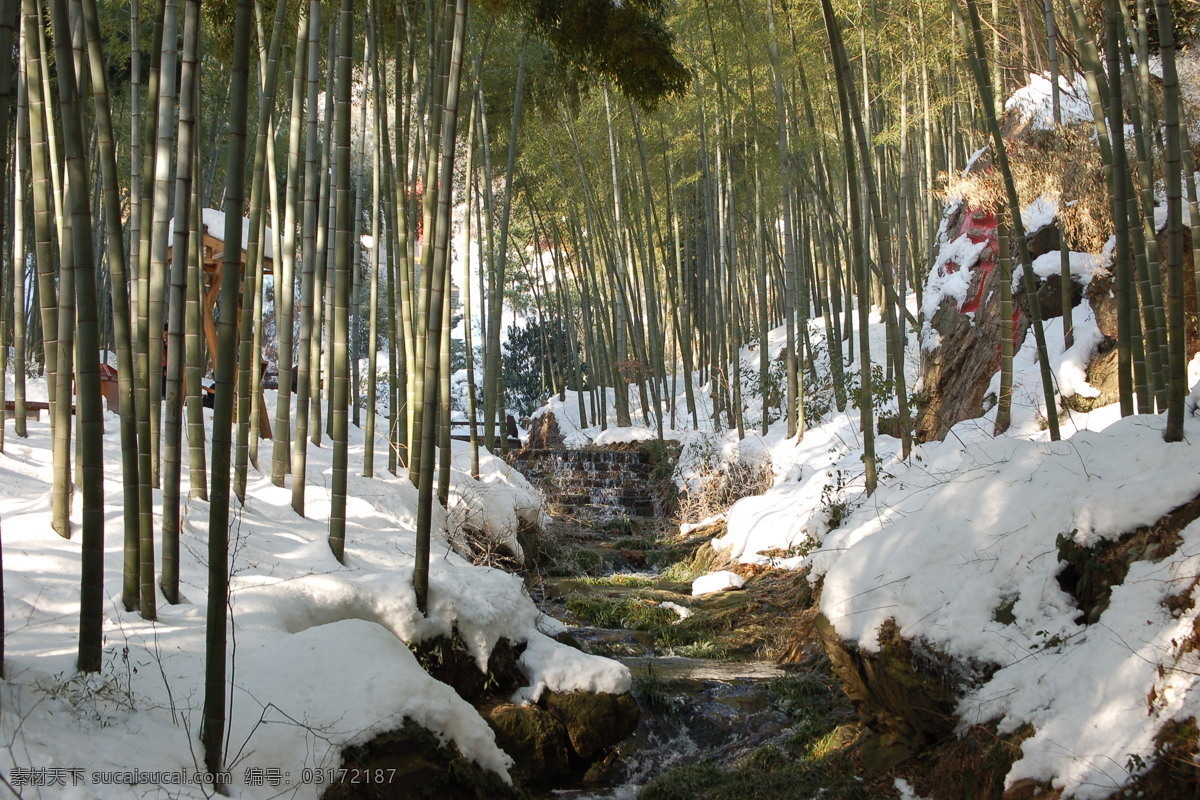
564;592;735;657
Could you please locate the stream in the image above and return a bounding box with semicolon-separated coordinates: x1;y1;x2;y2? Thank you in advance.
528;518;836;800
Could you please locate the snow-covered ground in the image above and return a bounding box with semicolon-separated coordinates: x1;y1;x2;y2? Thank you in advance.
532;229;1200;797
0;388;628;799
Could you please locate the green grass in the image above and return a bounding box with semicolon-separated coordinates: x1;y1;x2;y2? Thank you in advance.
549;548;607;577
565;593;679;630
578;574;658;588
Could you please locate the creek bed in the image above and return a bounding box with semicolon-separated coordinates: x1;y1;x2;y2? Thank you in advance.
532;525;805;799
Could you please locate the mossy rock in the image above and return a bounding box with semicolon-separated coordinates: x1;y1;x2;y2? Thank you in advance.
543;689;641;762
321;720;521;800
484;703;573;785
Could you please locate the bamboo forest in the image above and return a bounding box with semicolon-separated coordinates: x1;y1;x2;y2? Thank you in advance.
2;0;1200;797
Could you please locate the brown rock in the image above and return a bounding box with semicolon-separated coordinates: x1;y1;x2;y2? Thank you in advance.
543;690;641;762
618;548;647;567
816;615;962;748
484;703;573;785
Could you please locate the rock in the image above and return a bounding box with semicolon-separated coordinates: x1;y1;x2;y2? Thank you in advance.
525;412;566;450
321;719;520;800
816;615;963;750
484;703;573;785
409;635;526;706
543;690;641;762
618;548;647;568
691;570;745;596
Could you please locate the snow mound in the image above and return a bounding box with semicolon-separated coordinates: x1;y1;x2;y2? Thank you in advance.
691;570;745;596
811;414;1200;799
1004;72;1093;130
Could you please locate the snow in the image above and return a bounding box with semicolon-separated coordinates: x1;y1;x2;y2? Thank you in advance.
920;230;990;350
168;207;277;261
592;426;658;446
690;571;745;596
1021;194;1059;233
1027;249;1104;285
894;778;932;800
659;601;693;622
0;389;630;798
713;358;1200;798
1004;72;1094;131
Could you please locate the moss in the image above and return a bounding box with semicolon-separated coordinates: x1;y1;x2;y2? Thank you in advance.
579;574;657;589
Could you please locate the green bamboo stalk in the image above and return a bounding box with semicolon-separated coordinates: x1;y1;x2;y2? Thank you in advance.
202;0;253;777
291;0;321;514
271;7;309;487
1155;0;1186;441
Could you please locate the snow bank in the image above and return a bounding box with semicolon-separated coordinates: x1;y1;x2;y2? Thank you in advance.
813;414;1200;798
0;391;629;799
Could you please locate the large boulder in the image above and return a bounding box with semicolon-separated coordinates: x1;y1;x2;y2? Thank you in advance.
321;720;520;800
543;689;641;763
916;203;1068;441
484;703;574;785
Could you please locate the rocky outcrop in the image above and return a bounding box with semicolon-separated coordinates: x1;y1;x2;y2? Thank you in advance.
544;689;641;762
408;631;640;788
816;615;965;761
484;703;574;784
916;204;1068;442
483;690;639;786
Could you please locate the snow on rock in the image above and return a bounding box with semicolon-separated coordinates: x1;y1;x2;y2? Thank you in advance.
1004;72;1093;131
659;601;693;622
1021;194;1059;233
691;570;745;596
921;231;991;350
958;522;1200;798
512;634;632;704
983;302;1106;432
446;440;543;558
230;620;514;780
1027;249;1104;285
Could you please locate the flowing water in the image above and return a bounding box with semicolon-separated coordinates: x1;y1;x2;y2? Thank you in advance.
531;533;801;798
512;446;848;799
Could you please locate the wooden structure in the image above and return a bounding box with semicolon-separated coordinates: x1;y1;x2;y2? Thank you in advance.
188;211;274;370
170;210;275;438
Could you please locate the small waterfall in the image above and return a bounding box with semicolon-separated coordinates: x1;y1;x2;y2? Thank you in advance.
507;448;670;522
